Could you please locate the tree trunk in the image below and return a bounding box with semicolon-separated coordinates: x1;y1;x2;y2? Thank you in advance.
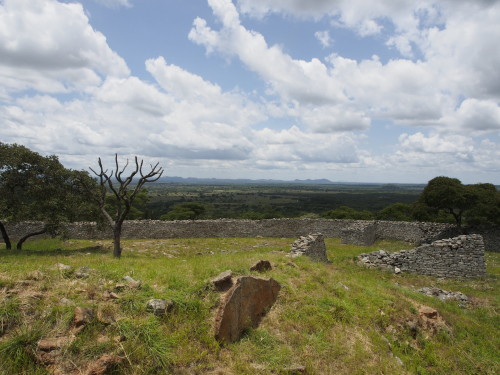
16;227;48;250
113;223;122;258
0;221;12;250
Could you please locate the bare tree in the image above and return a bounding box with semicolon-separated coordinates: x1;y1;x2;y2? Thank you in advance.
90;154;163;258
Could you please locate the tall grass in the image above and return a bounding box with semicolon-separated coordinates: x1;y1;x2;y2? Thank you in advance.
0;237;498;374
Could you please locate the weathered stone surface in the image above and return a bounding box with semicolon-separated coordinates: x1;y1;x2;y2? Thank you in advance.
214;276;281;344
26;270;45;280
341;221;377;246
54;263;72;271
75;266;92;279
86;354;122;375
357;234;486;278
211;270;233;292
288;233;330;262
74;306;93;327
417;287;469;303
146;299;174;316
250;260;272;272
122;275;142;288
37;336;73;351
6;219;499;252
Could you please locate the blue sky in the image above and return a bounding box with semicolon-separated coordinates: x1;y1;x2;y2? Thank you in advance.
1;0;499;184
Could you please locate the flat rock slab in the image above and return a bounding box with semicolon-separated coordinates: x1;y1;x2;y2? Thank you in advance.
214;276;281;344
211;270;233;292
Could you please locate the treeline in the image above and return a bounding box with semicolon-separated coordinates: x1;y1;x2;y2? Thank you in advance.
1;143;499;254
144;178;499;228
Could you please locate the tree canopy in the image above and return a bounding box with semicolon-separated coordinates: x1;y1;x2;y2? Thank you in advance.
160;202;206;221
0;143;98;249
417;176;500;227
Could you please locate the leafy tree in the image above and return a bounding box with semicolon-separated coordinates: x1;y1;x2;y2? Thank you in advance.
417;176;500;227
376;203;412;221
321;206;374;220
0;143;98;249
465;183;500;226
87;155;163;258
418;177;472;227
160;202;206;220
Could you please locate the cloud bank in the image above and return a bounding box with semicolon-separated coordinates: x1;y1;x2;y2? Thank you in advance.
0;0;498;183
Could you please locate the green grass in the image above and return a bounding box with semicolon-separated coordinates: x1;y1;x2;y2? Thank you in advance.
0;237;498;374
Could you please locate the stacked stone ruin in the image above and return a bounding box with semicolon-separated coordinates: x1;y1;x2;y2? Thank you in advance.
357;234;486;278
4;219;499;252
289;233;330;262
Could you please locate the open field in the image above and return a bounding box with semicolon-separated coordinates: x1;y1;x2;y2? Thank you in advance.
0;238;498;374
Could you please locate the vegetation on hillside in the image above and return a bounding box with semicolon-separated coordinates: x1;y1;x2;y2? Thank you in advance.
0;238;498;374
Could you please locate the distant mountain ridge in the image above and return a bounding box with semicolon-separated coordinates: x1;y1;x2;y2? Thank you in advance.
157;176;336;185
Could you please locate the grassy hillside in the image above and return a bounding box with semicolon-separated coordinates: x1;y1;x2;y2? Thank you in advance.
0;238;498;374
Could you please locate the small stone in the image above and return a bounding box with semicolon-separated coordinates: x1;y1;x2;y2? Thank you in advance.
102;291;120;300
250;260;272;272
54;263;72;271
26;270;45;280
75;266;92;279
123;275;142;288
394;267;401;274
211;270;233;292
86;354;122;375
74;306;93;327
37;336;73;352
282;365;307;374
146;299;174;316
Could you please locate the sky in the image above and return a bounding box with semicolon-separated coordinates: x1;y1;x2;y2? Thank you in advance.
1;0;499;184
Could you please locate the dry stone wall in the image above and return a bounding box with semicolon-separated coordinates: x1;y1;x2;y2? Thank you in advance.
357;234;486;278
3;219;498;251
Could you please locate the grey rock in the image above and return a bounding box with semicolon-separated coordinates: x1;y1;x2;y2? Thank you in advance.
146;299;174;316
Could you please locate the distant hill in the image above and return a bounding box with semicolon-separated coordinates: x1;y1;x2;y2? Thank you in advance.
156;176;337;185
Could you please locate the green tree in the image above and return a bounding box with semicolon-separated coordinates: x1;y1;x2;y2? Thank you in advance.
87;155;163;258
377;203;412;221
419;176;477;227
321;206;374;220
0;143;98;249
160;202;206;220
465;183;500;226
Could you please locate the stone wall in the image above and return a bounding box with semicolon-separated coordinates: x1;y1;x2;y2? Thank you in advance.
357;234;486;278
2;219;498;251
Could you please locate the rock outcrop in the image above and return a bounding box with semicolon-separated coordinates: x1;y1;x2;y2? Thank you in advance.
214;276;281;344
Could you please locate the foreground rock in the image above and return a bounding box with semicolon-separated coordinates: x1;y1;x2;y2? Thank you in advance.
214;276;281;344
211;270;234;292
288;233;330;262
250;260;272;272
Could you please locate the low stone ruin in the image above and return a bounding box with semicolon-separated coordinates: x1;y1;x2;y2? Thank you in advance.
341;221;377;246
357;234;486;278
289;233;330;262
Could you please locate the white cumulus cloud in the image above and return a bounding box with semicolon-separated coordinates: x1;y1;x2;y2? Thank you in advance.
0;0;129;95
